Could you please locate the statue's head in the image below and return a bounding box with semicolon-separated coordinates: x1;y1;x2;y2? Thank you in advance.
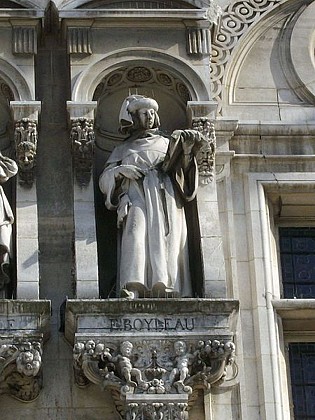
120;340;133;356
174;340;186;355
119;95;160;134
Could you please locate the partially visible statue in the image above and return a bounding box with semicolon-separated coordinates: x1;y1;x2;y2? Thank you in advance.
99;95;208;298
0;152;18;293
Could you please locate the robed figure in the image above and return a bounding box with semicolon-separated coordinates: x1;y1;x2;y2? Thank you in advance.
0;152;18;292
99;96;206;298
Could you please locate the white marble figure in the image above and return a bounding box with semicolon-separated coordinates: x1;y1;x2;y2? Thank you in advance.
0;152;18;290
99;95;206;298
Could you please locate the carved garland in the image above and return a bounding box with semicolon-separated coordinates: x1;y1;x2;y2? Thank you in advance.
0;340;43;402
71;118;95;186
211;0;283;115
73;338;235;419
14;118;38;187
191;118;216;185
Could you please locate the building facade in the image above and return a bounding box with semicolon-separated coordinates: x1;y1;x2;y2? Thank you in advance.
0;0;314;419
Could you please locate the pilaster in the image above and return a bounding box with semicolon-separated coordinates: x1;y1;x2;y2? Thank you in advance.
67;101;99;298
10;101;41;299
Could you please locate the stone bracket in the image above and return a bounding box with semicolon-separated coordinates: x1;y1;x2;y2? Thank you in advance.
66;299;238;419
0;300;50;402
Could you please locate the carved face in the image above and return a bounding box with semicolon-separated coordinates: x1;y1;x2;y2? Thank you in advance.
174;341;186;355
120;341;133;356
137;108;155;129
17;142;36;170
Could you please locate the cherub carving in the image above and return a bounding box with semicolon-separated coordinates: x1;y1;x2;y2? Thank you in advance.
167;341;196;392
102;341;148;390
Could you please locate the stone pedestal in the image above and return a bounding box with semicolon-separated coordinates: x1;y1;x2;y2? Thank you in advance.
66;298;238;419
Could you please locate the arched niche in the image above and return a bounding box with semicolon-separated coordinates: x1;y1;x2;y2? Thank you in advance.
92;62;204;298
0;58;33;101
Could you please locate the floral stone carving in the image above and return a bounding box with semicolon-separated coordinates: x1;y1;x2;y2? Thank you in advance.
0;340;43;401
14;118;38;187
192;118;216;185
73;337;235;419
71;118;95;186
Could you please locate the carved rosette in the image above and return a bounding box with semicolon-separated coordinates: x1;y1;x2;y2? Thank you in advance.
192;118;216;184
14;118;38;187
73;338;235;418
71;118;95;186
0;340;43;401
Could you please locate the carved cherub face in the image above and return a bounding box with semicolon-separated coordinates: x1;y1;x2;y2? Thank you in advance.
174;341;186;355
17;141;36;170
120;341;133;357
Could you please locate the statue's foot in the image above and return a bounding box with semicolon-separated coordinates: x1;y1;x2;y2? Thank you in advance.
127;380;137;388
120;289;136;299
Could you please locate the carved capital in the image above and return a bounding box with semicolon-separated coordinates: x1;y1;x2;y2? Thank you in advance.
71;118;95;186
0;339;43;401
73;338;235;418
14;118;38;187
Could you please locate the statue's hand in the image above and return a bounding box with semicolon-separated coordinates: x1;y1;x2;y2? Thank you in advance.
173;130;206;156
115;165;143;180
117;194;131;228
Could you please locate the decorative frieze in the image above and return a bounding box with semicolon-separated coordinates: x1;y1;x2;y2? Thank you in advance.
68;27;92;55
14;118;38;187
71;117;95;186
12;27;37;55
73;337;235;418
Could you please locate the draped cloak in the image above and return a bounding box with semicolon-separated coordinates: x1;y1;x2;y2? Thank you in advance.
99;130;198;297
0;156;18;259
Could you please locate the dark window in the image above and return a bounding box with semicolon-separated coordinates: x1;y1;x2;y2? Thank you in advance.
289;343;315;419
279;227;315;298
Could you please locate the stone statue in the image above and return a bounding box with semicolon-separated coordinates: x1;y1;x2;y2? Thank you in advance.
102;341;148;389
99;95;207;298
0;152;18;292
